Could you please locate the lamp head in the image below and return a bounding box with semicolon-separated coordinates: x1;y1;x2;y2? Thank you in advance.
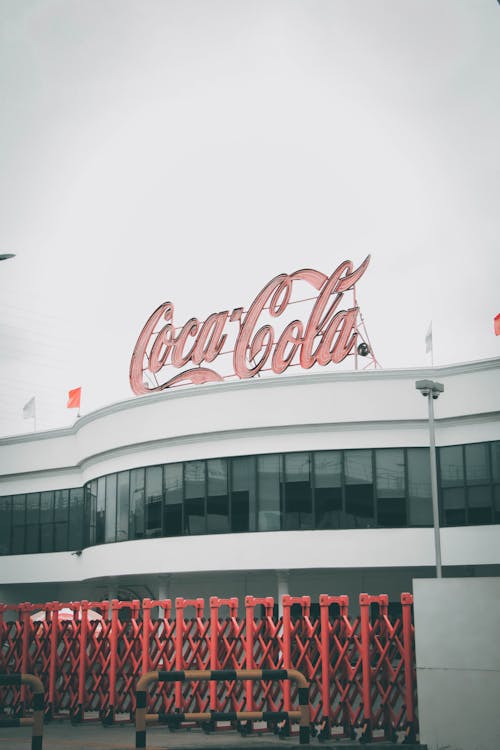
415;379;444;399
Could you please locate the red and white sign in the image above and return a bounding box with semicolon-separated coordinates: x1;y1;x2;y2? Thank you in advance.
130;256;371;394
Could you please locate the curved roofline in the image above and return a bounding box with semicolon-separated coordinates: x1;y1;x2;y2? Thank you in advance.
1;355;499;446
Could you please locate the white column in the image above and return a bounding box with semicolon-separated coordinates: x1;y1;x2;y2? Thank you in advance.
158;574;172;617
276;570;289;617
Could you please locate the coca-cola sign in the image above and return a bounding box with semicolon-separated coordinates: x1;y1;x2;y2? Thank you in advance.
130;256;371;394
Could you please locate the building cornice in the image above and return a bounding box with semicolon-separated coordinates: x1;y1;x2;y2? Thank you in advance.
1;356;499;447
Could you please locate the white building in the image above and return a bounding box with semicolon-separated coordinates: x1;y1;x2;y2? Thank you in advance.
0;357;499;611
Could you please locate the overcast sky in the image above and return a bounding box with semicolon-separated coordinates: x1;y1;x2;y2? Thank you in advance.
0;0;498;437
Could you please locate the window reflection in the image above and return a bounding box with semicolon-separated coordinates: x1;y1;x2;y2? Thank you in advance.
257;455;281;531
314;451;343;529
345;451;375;526
1;441;499;556
184;461;205;535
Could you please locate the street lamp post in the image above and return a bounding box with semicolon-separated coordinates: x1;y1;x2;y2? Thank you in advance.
0;253;16;261
415;379;444;578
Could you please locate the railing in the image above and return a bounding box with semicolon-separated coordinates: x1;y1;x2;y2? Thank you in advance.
0;592;417;741
0;673;44;749
135;668;310;747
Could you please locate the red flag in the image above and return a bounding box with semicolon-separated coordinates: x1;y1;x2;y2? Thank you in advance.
67;387;81;409
495;314;500;336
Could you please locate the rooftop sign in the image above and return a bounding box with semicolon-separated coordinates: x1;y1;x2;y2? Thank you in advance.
130;256;371;394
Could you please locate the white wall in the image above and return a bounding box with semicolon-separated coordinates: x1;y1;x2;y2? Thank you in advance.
1;525;499;587
1;358;499;495
413;577;500;750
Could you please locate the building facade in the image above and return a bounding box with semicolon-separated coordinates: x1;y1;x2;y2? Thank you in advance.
0;357;499;609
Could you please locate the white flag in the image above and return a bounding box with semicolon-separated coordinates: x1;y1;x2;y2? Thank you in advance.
425;323;433;354
23;396;36;419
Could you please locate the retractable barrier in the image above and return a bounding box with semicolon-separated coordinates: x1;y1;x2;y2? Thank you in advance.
135;668;310;748
0;593;417;740
0;673;44;749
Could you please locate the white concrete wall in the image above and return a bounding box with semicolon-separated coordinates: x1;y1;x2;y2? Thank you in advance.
1;525;499;587
1;358;499;494
413;577;500;750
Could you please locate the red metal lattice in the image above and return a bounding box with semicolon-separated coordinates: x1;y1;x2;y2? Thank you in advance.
0;592;417;739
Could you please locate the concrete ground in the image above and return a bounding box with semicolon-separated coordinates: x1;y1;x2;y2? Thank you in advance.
0;720;425;750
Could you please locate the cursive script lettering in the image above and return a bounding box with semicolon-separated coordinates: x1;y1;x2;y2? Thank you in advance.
129;257;370;394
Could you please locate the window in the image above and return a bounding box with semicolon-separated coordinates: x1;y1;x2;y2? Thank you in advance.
442;487;466;525
257;455;281;531
164;463;183;537
12;494;26;554
407;449;432;526
54;490;69;551
376;449;406;527
96;478;106;544
2;440;498;556
0;496;11;555
207;459;229;534
145;466;163;538
345;451;375;526
105;475;117;543
465;443;490;484
116;473;130;542
130;469;145;539
231;456;255;533
314;452;343;529
85;481;97;546
184;461;205;535
69;488;84;549
40;491;54;551
283;453;312;530
439;446;464;487
25;493;40;553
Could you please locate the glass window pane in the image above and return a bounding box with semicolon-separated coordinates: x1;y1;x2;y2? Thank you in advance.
164;463;183;537
105;475;117;543
130;469;145;539
40;524;53;552
407;448;432;526
314;452;344;529
231;456;255;533
491;442;500;483
145;466;163;538
54;490;69;522
116;472;130;542
283;453;312;530
442;487;466;525
25;493;40;553
465;443;490;484
0;497;11;555
40;491;54;524
257;455;281;531
25;525;39;554
96;477;106;543
345;451;375;525
11;525;25;554
85;481;97;546
184;461;205;535
376;449;406;527
439;446;464;487
69;488;84;549
54;523;68;552
207;459;229;534
467;486;492;525
12;495;26;525
494;485;500;523
376;450;405;497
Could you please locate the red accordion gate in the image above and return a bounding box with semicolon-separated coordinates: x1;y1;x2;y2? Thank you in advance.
0;592;417;741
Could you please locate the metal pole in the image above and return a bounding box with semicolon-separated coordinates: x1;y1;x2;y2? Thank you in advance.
427;393;442;577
